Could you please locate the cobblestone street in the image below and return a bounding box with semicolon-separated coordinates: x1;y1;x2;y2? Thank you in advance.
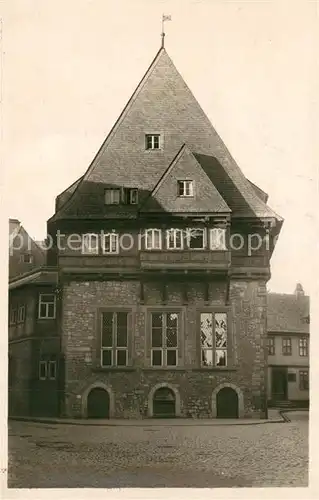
8;412;308;488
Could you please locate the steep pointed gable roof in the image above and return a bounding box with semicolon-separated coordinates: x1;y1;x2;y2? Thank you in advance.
140;144;231;214
49;46;282;222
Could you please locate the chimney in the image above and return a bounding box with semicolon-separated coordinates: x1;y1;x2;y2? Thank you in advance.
294;282;305;297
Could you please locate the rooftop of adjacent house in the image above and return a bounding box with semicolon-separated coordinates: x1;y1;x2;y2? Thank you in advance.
49;46;283;225
267;284;310;334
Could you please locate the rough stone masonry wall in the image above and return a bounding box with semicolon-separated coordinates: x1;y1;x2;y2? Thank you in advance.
61;278;267;419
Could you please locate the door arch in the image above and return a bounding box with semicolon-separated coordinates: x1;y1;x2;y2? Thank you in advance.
216;387;238;418
87;387;110;418
153;387;176;418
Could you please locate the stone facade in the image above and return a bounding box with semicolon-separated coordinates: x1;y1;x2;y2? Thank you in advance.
61;278;267;419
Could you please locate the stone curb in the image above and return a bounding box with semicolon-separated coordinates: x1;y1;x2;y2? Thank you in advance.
8;415;287;427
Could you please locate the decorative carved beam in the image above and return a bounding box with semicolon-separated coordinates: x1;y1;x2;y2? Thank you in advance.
161;282;168;305
225;274;231;305
204;280;210;304
140;280;145;305
182;281;188;305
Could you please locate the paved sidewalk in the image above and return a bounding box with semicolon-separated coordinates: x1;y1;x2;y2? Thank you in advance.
9;408;284;426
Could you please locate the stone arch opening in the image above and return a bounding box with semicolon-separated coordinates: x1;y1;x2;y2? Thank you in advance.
153;387;176;418
147;383;181;418
216;387;238;418
87;387;110;419
82;382;114;419
212;383;244;418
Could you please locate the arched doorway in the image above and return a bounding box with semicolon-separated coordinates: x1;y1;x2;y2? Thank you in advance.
87;387;110;418
216;387;239;418
153;387;176;418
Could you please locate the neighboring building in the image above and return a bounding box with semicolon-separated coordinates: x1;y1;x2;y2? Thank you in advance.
267;284;310;408
9;218;46;279
9;43;283;419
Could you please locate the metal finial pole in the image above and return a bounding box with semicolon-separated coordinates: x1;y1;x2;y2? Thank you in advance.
161;14;171;48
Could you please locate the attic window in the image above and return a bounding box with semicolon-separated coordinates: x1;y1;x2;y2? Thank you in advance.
124;188;139;205
146;134;160;150
178;180;194;197
20;254;33;264
105;188;121;205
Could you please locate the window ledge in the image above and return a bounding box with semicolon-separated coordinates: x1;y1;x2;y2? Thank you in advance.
192;367;238;372
92;366;136;372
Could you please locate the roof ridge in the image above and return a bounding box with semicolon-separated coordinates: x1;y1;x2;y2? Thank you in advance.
48;47;166;223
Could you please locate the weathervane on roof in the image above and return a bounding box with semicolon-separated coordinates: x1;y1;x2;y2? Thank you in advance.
161;14;172;48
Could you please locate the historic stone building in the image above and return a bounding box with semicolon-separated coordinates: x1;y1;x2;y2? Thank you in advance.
9;44;283;419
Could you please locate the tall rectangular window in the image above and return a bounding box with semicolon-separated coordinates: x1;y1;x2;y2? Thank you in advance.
82;233;99;255
166;229;184;250
210;228;227;250
101;312;128;367
177;180;194;197
282;337;292;355
101;233;119;254
39;361;47;380
104;188;121;205
38;294;56;319
267;336;275;355
9;308;17;325
145;134;160;150
299;370;309;390
144;229;162;250
151;312;179;367
299;337;308;357
17;305;26;323
185;228;206;249
200;312;228;367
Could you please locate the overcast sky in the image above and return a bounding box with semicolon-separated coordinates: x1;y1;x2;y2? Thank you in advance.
2;0;316;294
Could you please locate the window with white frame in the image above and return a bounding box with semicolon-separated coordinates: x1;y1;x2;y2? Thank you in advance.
82;233;99;255
210;228;227;250
200;312;228;367
101;311;128;367
48;360;57;380
144;229;162;250
166;229;184;250
9;308;17;325
299;337;308;357
145;134;160;150
38;294;56;319
177;180;194;197
104;188;121;205
267;336;275;355
185;228;206;249
151;312;179;367
101;232;119;254
299;370;309;390
17;305;26;323
39;361;47;380
282;337;292;355
129;188;138;205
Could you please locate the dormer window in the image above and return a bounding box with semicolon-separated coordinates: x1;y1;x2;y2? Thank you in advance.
145;134;160;150
178;180;194;197
105;188;121;205
125;188;138;205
